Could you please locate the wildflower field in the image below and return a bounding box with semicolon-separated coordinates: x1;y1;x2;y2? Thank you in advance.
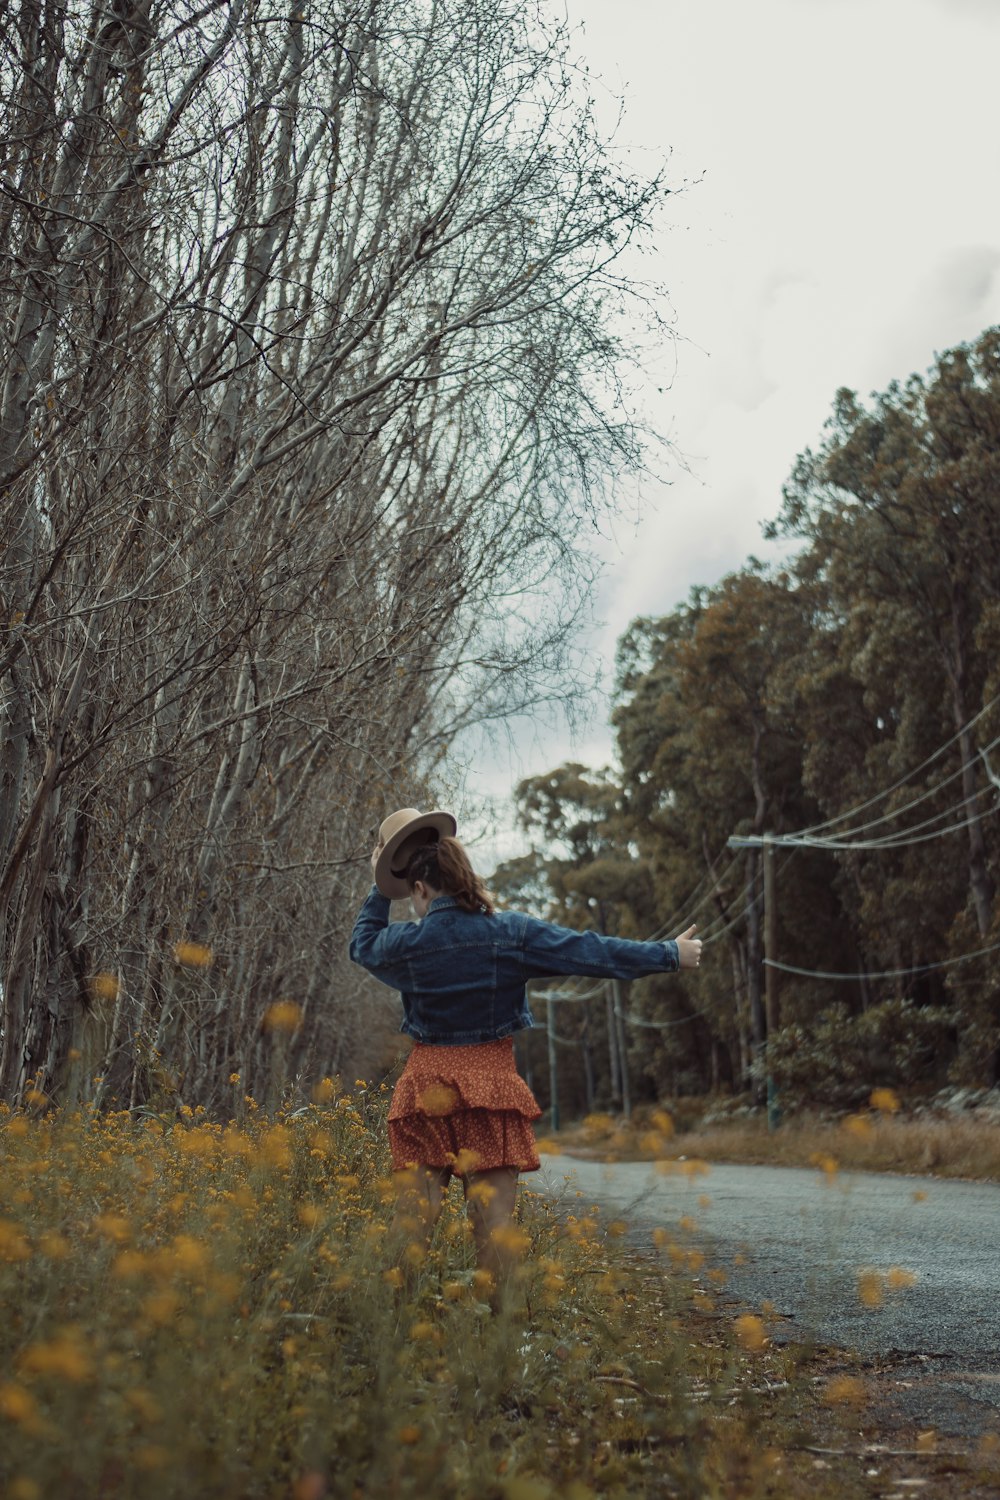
3;1086;985;1500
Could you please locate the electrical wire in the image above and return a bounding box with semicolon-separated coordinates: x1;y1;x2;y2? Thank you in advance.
763;936;1000;982
783;797;996;852
795;731;1000;843
614;1000;718;1029
788;691;1000;839
641;850;743;941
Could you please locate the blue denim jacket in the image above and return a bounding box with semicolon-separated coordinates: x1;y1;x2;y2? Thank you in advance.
349;887;679;1045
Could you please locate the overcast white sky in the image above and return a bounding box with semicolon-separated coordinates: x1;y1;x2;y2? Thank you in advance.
460;0;1000;861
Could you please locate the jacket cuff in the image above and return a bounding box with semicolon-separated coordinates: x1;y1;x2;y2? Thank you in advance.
662;940;680;972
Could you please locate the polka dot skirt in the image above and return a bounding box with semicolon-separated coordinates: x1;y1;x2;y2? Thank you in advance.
388;1038;542;1175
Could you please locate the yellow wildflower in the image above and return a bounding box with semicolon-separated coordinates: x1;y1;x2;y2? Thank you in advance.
93;1213;131;1244
262;1000;302;1033
8;1478;42;1500
38;1231;70;1260
19;1335;93;1383
417;1083;457;1116
0;1220;31;1261
809;1151;838;1180
856;1269;884;1308
113;1250;150;1280
292;1474;327;1500
167;1234;210;1276
125;1388;163;1424
173;941;214;968
135;1445;171;1471
452;1147;481;1175
869;1087;900;1113
0;1382;39;1425
142;1291;180;1326
734;1314;767;1351
823;1375;866;1407
490;1224;531;1256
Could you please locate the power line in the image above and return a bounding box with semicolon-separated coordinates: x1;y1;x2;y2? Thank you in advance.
783;798;996;853
793;733;1000;844
615;1000;717;1029
764;936;1000;982
642;850;743;941
789;691;1000;840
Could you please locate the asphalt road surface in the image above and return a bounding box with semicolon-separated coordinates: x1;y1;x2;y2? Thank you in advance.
538;1155;1000;1437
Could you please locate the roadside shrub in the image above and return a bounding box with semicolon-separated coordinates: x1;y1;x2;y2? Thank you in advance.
761;1000;954;1109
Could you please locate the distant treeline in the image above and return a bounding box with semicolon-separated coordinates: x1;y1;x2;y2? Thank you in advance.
498;327;1000;1117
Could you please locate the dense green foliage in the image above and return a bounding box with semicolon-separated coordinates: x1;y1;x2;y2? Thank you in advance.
500;328;1000;1114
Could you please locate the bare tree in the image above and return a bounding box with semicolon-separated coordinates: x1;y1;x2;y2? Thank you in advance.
0;0;670;1107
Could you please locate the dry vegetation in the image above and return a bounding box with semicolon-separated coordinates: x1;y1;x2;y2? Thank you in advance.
547;1096;1000;1185
11;1085;994;1499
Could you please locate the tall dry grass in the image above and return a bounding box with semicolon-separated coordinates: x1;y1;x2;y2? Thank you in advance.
549;1102;1000;1183
5;1085;977;1498
0;1085;833;1500
674;1111;1000;1182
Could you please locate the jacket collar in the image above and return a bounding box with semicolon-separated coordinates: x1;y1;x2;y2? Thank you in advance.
425;894;460;915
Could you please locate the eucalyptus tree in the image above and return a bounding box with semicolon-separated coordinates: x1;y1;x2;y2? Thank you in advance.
612;570;824;1094
0;0;670;1105
772;330;1000;1079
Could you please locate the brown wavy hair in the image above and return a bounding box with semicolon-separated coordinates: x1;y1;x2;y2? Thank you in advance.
404;836;495;916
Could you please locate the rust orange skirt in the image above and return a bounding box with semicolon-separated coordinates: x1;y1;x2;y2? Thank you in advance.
388;1038;541;1176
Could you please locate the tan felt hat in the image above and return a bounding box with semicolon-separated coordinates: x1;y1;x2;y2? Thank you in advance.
374;807;457;899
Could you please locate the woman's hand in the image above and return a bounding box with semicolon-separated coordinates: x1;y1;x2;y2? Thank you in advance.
370;841;383;877
676;924;702;970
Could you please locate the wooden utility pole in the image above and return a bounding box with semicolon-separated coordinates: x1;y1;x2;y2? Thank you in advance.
610;978;632;1120
728;832;781;1130
546;999;560;1132
762;834;781;1132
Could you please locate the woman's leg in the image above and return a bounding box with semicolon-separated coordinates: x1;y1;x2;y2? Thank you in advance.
463;1167;520;1303
389;1165;450;1272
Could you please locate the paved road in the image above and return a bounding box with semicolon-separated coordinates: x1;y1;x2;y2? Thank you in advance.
538;1155;1000;1436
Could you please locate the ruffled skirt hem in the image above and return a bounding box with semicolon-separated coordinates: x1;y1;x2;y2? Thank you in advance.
387;1039;541;1174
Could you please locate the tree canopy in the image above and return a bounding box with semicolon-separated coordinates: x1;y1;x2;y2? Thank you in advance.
507;328;1000;1114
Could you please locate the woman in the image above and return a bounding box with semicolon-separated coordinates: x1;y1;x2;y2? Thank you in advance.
349;807;702;1301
